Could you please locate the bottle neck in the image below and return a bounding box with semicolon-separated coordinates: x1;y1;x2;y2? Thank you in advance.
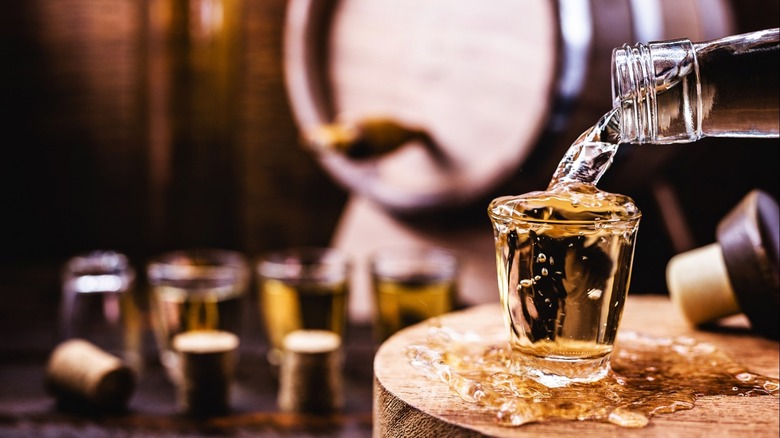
612;29;780;144
611;39;700;144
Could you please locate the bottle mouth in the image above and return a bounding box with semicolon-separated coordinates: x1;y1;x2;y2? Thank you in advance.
611;39;698;144
611;43;656;144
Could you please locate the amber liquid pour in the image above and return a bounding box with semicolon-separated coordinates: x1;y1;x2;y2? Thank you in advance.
413;107;779;427
489;108;641;386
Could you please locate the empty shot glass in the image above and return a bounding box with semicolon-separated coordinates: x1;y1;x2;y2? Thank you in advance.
147;249;249;381
59;251;142;373
370;247;459;343
488;188;641;387
257;247;350;366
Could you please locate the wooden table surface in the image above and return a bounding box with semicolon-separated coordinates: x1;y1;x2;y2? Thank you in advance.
0;332;376;437
2;272;777;438
374;295;780;437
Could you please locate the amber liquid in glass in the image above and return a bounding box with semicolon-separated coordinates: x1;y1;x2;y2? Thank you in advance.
151;283;243;374
490;186;639;385
489;108;640;385
374;274;456;342
259;278;348;364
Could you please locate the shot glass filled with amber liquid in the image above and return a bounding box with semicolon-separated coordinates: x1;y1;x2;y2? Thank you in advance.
257;248;350;366
488;183;641;387
370;247;458;343
147;249;249;382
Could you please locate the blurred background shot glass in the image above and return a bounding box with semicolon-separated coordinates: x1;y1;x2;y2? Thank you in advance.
59;251;142;374
147;249;248;382
370;247;459;343
256;247;350;366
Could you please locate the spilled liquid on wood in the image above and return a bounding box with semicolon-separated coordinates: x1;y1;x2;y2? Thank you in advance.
406;327;779;427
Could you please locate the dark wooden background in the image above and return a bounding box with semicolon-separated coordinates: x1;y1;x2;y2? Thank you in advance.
0;0;777;311
0;0;348;267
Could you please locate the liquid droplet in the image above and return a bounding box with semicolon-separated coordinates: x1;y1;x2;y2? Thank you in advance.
608;408;649;428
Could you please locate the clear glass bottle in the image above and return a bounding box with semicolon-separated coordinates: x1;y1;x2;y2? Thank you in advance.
612;28;779;144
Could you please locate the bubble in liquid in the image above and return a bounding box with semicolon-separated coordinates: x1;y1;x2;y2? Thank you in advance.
587;288;603;300
736;373;754;383
519;279;534;288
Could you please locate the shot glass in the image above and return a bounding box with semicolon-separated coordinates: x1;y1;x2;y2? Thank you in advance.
256;247;350;366
147;249;248;381
59;251;142;374
370;247;459;343
488;195;641;387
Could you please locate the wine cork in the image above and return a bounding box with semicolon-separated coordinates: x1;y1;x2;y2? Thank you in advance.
667;243;740;325
173;330;239;417
666;190;779;339
45;339;135;410
278;330;344;413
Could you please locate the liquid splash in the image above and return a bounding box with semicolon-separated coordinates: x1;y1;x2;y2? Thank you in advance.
406;326;779;428
549;107;622;188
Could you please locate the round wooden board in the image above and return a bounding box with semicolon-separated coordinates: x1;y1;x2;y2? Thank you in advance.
373;295;779;437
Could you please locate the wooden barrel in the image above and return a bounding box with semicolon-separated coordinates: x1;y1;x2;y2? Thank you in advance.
283;0;734;215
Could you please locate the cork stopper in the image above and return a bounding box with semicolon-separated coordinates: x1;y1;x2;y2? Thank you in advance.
173;330;240;417
45;339;135;411
667;243;740;325
667;190;779;338
277;330;343;413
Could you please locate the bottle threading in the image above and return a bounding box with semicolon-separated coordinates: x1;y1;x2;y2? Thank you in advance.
612;28;779;144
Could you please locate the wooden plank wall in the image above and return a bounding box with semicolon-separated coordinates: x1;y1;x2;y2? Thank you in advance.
0;0;347;266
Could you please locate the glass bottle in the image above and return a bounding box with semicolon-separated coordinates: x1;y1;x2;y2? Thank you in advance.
612;28;779;144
